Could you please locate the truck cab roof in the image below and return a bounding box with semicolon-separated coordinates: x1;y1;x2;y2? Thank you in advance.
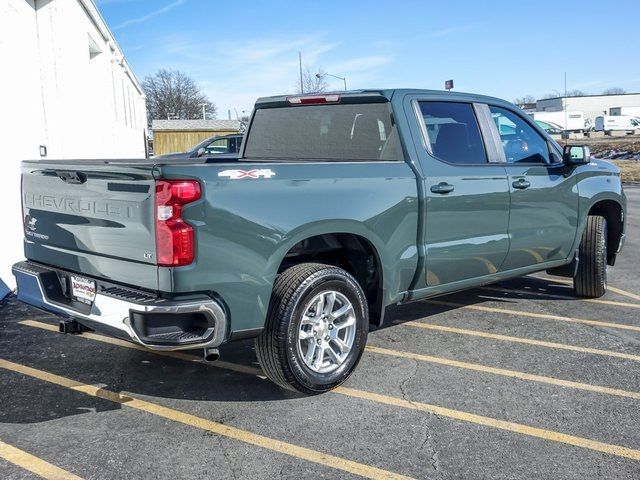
255;89;513;108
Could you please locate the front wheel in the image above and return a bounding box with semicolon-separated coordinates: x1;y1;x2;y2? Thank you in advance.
574;215;607;298
255;263;369;394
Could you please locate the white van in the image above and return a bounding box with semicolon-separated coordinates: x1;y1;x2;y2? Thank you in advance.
531;111;586;132
594;115;640;133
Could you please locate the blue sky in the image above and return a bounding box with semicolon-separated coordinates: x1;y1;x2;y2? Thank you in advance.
97;0;640;118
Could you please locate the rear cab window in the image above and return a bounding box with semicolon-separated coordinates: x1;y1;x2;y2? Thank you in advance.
243;102;402;161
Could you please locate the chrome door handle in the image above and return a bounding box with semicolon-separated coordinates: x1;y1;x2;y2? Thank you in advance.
430;182;455;194
512;179;531;190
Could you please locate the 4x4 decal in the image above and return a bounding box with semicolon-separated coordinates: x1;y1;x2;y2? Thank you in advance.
218;169;275;179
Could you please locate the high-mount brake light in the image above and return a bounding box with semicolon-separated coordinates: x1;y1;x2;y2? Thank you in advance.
155;179;201;266
287;94;341;105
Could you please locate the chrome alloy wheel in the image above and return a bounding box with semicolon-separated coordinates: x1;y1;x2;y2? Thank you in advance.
297;290;357;374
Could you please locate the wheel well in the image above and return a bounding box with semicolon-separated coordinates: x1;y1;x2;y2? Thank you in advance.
588;200;623;264
278;233;385;326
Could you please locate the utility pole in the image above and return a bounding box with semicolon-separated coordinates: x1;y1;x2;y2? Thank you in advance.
564;72;568;134
299;51;304;94
199;103;208;120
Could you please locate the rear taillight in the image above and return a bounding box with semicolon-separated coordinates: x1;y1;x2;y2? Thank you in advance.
155;179;201;266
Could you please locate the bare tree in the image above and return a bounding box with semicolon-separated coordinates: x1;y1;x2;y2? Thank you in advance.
238;113;251;133
513;95;536;105
602;87;626;95
542;89;587;99
295;66;329;94
142;69;217;123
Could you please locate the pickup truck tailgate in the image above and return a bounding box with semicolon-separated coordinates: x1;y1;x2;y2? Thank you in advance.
21;161;159;290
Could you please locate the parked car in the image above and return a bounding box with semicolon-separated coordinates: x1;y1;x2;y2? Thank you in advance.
498;116;563;136
530;111;586;132
534;119;564;135
157;133;243;159
13;89;626;394
594;115;640;133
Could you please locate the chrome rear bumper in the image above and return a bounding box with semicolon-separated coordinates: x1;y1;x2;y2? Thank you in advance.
12;261;227;351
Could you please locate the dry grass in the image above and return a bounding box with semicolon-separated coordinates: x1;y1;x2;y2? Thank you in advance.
612;160;640;183
562;136;640;183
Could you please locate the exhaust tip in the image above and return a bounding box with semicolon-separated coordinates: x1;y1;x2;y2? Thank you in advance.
203;348;220;362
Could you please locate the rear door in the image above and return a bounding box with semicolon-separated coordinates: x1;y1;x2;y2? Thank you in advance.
412;98;511;286
486;105;579;270
21;161;159;289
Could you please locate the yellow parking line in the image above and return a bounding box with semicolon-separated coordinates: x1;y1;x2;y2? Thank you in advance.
22;318;640;399
18;320;262;377
478;286;640;309
0;440;83;480
536;276;640;302
16;321;640;461
0;359;414;480
600;285;640;302
334;387;640;461
426;300;640;333
400;321;640;363
365;345;640;400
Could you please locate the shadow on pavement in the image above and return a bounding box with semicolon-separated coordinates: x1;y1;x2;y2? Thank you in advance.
0;275;581;425
377;275;578;328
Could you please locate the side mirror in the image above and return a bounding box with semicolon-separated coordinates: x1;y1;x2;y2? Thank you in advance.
563;145;591;165
196;147;206;158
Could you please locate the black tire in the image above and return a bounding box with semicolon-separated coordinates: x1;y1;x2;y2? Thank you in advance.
574;215;607;298
255;263;369;394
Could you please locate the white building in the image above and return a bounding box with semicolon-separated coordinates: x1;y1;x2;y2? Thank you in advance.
536;93;640;122
0;0;147;294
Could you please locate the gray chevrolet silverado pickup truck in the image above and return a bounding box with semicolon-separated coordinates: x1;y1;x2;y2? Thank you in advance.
13;89;626;394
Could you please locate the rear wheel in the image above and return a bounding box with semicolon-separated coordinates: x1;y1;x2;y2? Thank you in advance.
574;215;607;298
255;263;368;394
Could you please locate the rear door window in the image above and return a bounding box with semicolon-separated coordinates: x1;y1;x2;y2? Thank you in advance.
244;103;402;161
418;102;487;165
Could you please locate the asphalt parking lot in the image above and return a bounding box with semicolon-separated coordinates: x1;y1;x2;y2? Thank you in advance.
1;186;639;480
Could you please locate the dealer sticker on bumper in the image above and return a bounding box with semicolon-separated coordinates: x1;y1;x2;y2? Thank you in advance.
70;275;96;305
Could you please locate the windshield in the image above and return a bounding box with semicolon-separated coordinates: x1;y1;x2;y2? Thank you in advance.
244;103;402;161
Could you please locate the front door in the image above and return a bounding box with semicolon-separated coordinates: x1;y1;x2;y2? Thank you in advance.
415;100;511;286
487;105;579;270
